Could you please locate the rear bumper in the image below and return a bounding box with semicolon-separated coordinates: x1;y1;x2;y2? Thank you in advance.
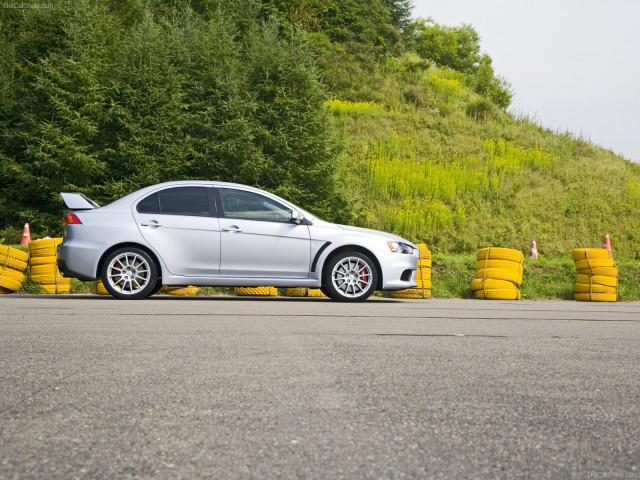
57;227;105;281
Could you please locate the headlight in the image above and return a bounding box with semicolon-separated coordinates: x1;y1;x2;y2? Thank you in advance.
387;241;414;254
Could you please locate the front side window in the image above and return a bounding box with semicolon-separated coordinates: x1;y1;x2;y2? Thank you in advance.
219;188;292;223
137;187;211;216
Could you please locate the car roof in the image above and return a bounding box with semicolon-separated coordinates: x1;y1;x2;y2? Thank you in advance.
101;181;318;220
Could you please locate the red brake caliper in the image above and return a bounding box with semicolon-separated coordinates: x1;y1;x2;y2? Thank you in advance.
359;263;367;289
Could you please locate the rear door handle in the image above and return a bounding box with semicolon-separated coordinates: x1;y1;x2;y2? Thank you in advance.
141;220;162;228
221;225;242;233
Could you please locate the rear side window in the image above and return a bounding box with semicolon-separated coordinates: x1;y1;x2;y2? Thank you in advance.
137;187;212;216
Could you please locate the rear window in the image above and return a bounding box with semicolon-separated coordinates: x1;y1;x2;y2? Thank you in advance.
137;187;212;216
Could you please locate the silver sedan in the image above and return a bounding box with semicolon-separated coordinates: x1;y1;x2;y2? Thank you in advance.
58;181;419;301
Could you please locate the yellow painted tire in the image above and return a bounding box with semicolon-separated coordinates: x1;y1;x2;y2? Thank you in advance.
577;267;618;277
476;247;523;263
307;289;326;298
574;258;616;270
575;274;618;287
470;278;515;291
416;244;432;259
573;283;617;294
0;245;29;263
572;248;611;261
416;279;432;289
574;292;617;302
390;288;431;299
0;247;28;271
40;284;71;294
474;288;521;300
96;280;110;295
30;264;67;277
476;259;523;273
1;267;26;282
286;287;308;297
30;275;71;286
29;256;57;267
234;286;278;296
29;238;62;258
415;267;431;280
475;268;522;285
0;276;22;291
165;286;199;296
418;258;432;268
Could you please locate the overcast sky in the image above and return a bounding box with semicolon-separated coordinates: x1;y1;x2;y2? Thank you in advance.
412;0;640;163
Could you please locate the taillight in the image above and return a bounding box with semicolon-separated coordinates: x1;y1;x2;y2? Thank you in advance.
63;212;83;226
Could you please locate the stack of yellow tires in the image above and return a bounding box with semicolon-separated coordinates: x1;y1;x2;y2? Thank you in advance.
0;244;29;294
285;287;326;298
390;243;431;299
234;286;278;297
29;238;71;294
472;247;523;300
572;249;617;302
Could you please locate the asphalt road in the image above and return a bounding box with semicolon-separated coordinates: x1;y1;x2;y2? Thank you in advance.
0;295;639;479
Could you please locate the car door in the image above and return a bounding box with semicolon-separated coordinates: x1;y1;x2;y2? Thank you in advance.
132;186;221;277
216;187;311;278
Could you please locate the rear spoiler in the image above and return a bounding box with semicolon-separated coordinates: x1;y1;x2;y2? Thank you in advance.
60;193;100;210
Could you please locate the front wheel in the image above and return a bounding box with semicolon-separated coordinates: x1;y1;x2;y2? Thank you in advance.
322;252;378;302
101;247;158;300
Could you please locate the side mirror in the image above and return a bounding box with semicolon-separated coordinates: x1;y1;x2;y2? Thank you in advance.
290;210;303;225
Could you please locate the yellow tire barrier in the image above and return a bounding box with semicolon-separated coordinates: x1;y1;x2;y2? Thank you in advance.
415;279;432;289
0;244;29;263
390;288;431;299
307;289;326;298
576;266;618;277
165;286;199;296
474;288;521;300
571;248;611;261
470;278;515;292
574;292;617;302
476;259;523;273
40;284;71;294
476;247;523;263
30;264;64;277
574;258;616;270
575;274;618;287
96;280;110;295
475;268;522;285
573;283;617;294
30;275;71;285
286;287;308;297
234;286;278;296
418;258;431;268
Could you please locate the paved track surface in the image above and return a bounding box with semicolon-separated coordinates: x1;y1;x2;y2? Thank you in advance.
0;296;639;479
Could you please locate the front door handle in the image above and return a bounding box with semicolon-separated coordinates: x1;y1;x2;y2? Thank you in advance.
221;225;242;233
141;220;162;228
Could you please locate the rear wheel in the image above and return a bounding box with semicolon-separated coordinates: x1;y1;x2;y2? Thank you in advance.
322;252;378;302
101;247;158;300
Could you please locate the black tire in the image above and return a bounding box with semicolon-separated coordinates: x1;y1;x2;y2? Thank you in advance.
322;251;378;302
100;247;158;300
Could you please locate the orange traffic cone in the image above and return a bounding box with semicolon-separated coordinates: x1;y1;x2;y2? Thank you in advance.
603;234;612;258
19;223;31;246
529;241;538;259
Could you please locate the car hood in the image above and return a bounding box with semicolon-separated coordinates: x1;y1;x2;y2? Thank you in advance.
332;223;415;246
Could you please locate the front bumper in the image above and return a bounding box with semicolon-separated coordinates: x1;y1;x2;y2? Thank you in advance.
378;249;419;290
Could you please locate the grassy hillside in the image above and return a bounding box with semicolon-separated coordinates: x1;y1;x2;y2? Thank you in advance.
323;54;640;260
